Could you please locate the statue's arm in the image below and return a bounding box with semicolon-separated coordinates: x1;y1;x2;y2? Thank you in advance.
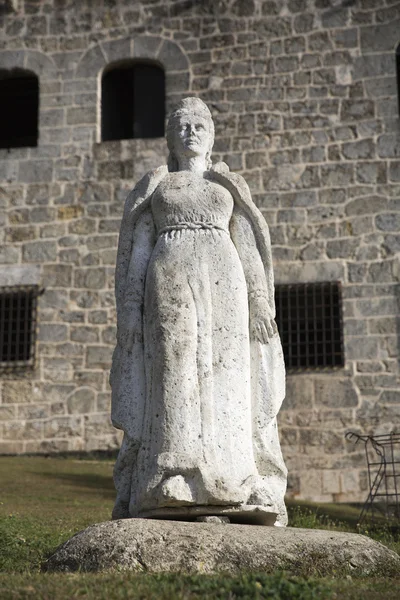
117;208;155;350
114;165;167;348
230;205;278;344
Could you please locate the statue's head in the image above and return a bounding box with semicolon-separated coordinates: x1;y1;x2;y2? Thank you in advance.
166;97;215;171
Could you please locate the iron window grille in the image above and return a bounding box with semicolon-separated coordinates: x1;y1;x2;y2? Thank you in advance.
101;61;165;141
275;281;344;371
0;285;40;370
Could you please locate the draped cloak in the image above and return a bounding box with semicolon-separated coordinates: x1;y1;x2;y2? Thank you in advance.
110;163;287;523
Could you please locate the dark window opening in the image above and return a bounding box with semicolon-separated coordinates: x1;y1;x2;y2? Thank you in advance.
397;42;400;117
0;69;39;149
275;282;344;371
0;286;40;369
101;62;165;141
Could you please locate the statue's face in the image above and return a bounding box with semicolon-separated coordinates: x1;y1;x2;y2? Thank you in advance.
172;114;211;158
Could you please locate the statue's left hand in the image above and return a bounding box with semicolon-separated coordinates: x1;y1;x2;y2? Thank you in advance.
249;294;278;344
251;316;278;344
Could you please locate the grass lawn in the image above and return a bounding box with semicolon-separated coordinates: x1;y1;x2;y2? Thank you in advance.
0;456;399;599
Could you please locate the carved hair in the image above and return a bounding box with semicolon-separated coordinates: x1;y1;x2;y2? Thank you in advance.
166;97;215;172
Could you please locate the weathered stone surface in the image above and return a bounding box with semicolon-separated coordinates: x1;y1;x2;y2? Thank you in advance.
111;98;287;525
18;160;53;183
314;379;358;409
45;519;400;577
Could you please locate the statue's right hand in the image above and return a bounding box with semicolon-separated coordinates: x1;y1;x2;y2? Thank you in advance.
117;307;142;351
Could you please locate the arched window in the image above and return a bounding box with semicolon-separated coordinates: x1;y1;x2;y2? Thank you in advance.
0;69;39;149
101;61;165;141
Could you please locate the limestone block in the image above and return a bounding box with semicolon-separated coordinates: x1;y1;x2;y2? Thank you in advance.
66;107;97;125
42;265;73;287
84;413;115;437
42;358;74;383
86;345;113;369
321;164;354;186
0;50;25;69
70;326;99;344
18;404;49;420
3;420;43;440
6;226;36;242
0;441;24;454
283;376;314;410
389;161;400;182
360;20;400;52
314;379;358;409
340;99;375;121
326;238;358;259
375;213;400;232
380;390;400;404
354;54;394;79
377;134;400;159
67;388;96;415
18;160;53;183
157;39;188;71
22;241;57;262
345;337;379;361
365;77;397;99
102;38;131;64
0;405;17;420
342;139;375;160
26;50;55;77
133;36;163;60
38;324;68;343
2;381;35;404
0;246;20;265
44;416;83;439
76;45;107;79
322;470;341;495
74;268;106;290
68;217;96;235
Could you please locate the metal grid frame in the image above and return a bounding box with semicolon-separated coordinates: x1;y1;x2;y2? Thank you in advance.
275;281;344;371
346;432;400;523
0;285;40;370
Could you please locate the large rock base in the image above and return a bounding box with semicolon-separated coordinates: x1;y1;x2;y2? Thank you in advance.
44;518;400;577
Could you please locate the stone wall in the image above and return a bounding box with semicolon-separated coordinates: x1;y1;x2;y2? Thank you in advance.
0;0;399;503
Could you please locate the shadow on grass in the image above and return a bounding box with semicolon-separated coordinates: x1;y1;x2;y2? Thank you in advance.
36;471;115;499
286;498;363;530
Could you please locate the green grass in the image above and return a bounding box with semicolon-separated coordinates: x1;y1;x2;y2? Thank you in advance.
0;456;399;599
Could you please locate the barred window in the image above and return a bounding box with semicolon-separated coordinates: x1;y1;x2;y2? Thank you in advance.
275;282;344;371
0;69;39;149
101;61;165;141
0;286;40;370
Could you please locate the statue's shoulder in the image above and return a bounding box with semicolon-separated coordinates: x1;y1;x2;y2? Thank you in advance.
209;162;251;198
124;165;168;213
131;165;168;197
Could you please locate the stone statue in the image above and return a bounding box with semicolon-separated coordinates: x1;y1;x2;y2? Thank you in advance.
110;97;288;526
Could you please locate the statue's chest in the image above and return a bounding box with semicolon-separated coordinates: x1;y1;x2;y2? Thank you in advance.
152;175;234;220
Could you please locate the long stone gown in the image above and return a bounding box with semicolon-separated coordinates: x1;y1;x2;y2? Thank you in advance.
111;167;288;525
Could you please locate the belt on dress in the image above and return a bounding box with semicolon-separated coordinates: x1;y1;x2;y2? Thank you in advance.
158;222;229;236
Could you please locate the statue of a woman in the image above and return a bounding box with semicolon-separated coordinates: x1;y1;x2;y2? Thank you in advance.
110;97;288;526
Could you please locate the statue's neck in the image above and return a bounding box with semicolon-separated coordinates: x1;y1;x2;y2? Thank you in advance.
177;155;207;173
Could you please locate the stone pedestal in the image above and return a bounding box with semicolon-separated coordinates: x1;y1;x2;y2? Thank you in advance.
44;518;400;577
